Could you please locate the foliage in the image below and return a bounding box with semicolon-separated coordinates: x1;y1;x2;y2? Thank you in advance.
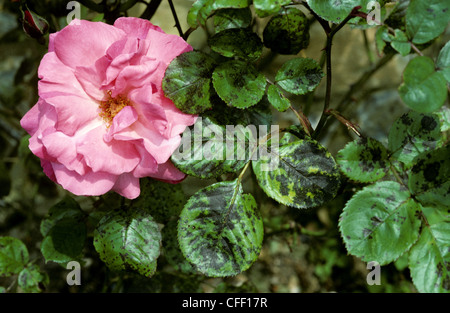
0;0;449;293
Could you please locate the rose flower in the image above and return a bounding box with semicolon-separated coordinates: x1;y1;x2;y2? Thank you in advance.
20;17;196;199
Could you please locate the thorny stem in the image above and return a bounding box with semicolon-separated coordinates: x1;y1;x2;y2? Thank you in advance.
312;11;356;139
290;106;312;136
325;109;362;137
168;0;184;37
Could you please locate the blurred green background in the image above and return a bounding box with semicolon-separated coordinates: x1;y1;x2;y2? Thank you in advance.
1;0;447;293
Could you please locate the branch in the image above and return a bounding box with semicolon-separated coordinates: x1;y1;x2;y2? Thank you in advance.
168;0;184;37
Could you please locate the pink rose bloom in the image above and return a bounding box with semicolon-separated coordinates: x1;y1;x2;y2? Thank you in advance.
20;17;196;199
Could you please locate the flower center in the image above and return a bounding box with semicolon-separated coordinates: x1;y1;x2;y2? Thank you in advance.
99;90;131;126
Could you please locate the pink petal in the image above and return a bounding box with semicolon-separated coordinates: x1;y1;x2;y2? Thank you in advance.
148;160;186;183
104;106;138;143
41;131;87;176
146;29;192;67
113;17;163;40
53;19;125;69
52;163;117;196
44;94;99;136
112;173;140;199
77;125;140;175
38;52;86;99
20;101;41;135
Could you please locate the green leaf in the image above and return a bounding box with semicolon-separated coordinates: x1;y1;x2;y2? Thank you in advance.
178;179;263;277
409;205;450;293
162;51;216;115
375;25;388;55
389;29;411;56
0;237;29;276
18;265;49;293
93;208;161;277
388;111;442;168
339;181;421;265
337;137;390;183
406;0;450;44
252;138;341;209
41;218;87;264
398;56;447;113
306;0;371;23
130;178;186;224
213;8;252;32
267;84;291;112
187;0;209;28
253;0;290;17
275;58;324;95
408;145;450;208
212;60;267;109
40;196;85;237
262;8;310;55
171;115;256;179
162;220;197;274
197;0;251;27
437;41;450;82
208;28;263;60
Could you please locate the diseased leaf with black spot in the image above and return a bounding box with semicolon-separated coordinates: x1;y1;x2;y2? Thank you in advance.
409;205;450;293
337;137;390;183
130;178;186;224
178;179;264;277
275;58;324;95
213;8;252;32
263;7;310;55
93;208;161;278
212;60;267;109
162;51;216;115
339;181;421;265
252;138;341;209
253;0;290;17
388;111;442;168
267;84;291;112
0;237;29;276
171;115;256;179
18;265;49;293
196;0;251;27
408;145;450;208
208;28;263;61
398;56;447;113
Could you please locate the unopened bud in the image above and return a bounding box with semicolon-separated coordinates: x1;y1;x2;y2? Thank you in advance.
20;5;49;40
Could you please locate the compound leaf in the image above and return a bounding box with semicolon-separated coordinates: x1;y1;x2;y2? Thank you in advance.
178;179;263;277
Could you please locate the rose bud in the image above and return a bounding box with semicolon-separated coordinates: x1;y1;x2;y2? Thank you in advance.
20;5;49;40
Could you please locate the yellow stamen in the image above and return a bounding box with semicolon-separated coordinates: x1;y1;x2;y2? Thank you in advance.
99;90;131;127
